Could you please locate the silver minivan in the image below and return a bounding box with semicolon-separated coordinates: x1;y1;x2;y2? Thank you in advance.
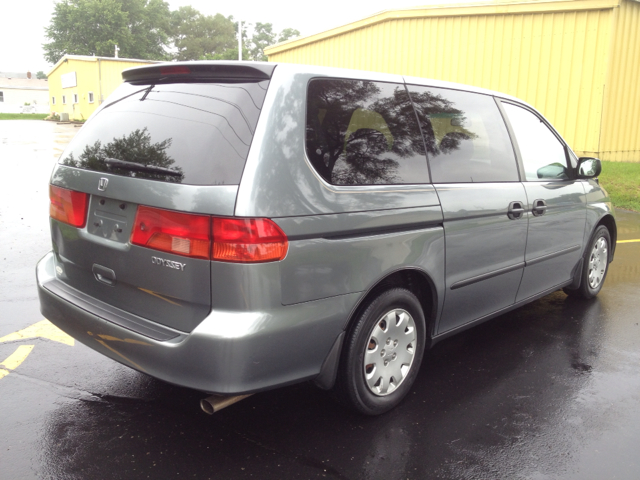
37;62;616;415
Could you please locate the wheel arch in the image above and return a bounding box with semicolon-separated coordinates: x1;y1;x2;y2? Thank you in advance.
597;214;617;261
344;268;438;342
566;215;616;294
313;268;439;391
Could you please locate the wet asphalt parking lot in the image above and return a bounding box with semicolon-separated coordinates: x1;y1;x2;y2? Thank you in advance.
1;120;639;480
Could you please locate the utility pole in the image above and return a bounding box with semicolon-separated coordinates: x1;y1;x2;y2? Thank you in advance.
238;19;242;61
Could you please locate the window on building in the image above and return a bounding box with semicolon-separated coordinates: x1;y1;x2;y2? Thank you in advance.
407;86;519;183
52;97;56;105
88;92;94;103
73;94;78;104
306;78;430;185
62;95;67;104
0;91;4;102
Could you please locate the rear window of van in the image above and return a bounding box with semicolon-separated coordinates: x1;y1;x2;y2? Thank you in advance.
59;80;270;185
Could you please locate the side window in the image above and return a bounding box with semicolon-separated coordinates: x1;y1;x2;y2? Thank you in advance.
305;78;429;185
502;103;569;181
407;86;519;183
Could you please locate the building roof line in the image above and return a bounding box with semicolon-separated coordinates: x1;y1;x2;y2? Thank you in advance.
0;85;49;91
47;54;161;76
265;0;621;56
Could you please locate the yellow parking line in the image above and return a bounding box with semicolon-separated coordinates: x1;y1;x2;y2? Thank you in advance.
618;239;640;244
0;345;35;380
0;319;74;346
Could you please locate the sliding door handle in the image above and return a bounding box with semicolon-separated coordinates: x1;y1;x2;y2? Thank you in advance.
532;199;548;217
508;201;525;220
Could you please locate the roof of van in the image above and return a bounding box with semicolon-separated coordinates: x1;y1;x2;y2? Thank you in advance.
121;60;533;112
122;60;522;102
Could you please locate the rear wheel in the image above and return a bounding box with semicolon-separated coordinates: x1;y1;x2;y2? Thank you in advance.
564;225;611;299
334;288;426;415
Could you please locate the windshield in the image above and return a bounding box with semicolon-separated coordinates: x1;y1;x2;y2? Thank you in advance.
59;80;270;185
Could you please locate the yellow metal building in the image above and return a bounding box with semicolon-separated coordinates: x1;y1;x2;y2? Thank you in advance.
47;55;159;121
265;0;640;162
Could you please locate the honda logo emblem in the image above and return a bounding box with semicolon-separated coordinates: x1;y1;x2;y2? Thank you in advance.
98;178;109;191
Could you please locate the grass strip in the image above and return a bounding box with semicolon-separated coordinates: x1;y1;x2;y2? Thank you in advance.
0;113;49;120
599;161;640;213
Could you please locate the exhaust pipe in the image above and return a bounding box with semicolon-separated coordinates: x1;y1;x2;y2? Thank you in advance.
200;394;252;414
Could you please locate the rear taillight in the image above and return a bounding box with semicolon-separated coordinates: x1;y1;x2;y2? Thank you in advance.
212;218;288;263
49;185;89;228
130;206;288;263
131;206;211;259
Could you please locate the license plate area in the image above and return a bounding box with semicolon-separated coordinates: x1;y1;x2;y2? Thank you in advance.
87;195;137;244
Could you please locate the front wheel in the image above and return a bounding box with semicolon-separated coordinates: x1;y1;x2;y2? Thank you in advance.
564;225;611;299
334;288;426;415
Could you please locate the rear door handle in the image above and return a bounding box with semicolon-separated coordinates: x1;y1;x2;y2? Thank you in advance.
532;199;548;217
507;201;525;220
92;264;116;286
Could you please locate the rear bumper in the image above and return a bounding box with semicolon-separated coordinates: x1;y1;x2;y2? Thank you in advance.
37;251;356;394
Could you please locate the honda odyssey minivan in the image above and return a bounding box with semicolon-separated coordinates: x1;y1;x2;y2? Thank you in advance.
37;62;615;415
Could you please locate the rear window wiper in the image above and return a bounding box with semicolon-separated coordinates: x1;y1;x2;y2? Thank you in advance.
103;157;183;177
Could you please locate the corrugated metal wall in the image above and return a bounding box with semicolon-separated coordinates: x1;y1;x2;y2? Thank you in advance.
268;1;639;160
600;0;640;161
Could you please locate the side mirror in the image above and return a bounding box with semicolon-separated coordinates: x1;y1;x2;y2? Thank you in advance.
577;157;602;178
537;162;568;179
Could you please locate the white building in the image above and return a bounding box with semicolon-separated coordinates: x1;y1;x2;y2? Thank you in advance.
0;77;50;114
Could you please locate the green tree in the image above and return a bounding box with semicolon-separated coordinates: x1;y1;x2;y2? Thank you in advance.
248;22;275;61
278;28;300;43
36;71;47;79
43;0;171;64
170;7;236;61
248;23;300;61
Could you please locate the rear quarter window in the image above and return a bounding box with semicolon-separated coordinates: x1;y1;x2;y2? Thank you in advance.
59;80;270;185
305;78;430;186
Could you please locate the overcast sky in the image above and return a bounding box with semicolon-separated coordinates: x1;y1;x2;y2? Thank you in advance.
0;0;474;74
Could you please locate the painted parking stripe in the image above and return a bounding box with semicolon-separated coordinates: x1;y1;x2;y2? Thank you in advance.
618;239;640;244
0;345;35;380
0;319;74;346
0;320;74;381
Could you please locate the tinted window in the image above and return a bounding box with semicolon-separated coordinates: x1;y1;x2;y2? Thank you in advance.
407;86;519;183
59;81;270;185
502;103;569;181
306;79;429;185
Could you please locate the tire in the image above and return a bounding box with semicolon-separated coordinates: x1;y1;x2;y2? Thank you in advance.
563;225;611;299
334;288;426;415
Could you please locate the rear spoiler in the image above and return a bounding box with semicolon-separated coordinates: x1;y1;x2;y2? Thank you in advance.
122;61;276;83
